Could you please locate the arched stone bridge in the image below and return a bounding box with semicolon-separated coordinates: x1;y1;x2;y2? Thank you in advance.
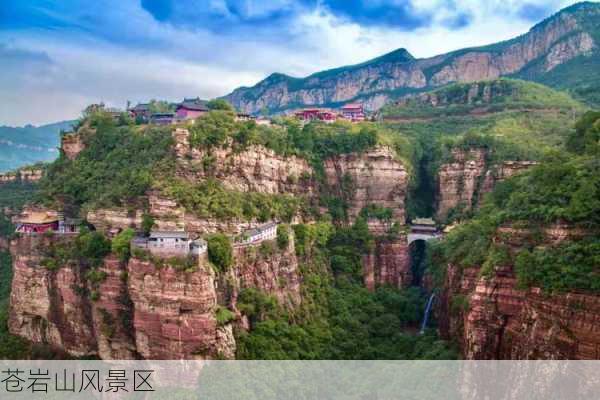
407;218;443;245
407;232;442;245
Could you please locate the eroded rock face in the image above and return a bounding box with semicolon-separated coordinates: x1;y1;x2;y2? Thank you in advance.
324;146;409;223
227;240;302;308
8;234;301;359
127;257;232;360
436;149;487;221
440;225;600;359
8;236;97;357
173;128;313;196
436;148;535;221
225;60;426;114
61;133;85;160
362;236;411;291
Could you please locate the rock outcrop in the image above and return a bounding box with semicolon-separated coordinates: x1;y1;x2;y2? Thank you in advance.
224;3;599;113
324;146;409;223
8;233;301;359
61;133;85;160
362;236;411;291
436;148;535;220
440;224;600;359
173;128;313;196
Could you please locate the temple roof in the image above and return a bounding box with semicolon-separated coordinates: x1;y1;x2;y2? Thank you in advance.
19;212;59;225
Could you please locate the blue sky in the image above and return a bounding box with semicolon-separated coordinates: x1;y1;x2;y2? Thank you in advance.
0;0;584;126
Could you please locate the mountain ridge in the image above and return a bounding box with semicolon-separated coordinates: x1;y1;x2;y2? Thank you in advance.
224;1;600;114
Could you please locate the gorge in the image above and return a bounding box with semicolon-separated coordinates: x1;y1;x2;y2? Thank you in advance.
1;77;598;360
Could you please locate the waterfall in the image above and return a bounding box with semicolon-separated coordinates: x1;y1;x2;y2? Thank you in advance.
419;293;436;334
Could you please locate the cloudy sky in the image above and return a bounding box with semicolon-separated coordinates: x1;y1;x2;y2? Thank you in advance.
0;0;586;126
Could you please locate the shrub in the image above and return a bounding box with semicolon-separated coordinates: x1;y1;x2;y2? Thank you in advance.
141;214;155;236
207;234;233;272
259;241;276;258
85;268;108;284
111;228;135;262
215;307;236;326
276;224;290;250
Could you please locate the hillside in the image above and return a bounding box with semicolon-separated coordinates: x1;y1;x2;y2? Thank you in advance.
0;120;75;172
224;2;600;113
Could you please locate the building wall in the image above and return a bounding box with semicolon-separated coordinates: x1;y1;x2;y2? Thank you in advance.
176;109;206;120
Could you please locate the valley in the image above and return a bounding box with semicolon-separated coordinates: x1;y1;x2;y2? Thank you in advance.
0;2;599;362
0;73;597;360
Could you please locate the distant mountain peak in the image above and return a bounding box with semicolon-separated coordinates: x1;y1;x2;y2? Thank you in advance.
224;2;600;114
369;48;415;64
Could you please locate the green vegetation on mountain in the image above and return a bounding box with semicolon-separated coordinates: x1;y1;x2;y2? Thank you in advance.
427;112;600;294
39;112;175;212
381;79;583;119
237;219;456;359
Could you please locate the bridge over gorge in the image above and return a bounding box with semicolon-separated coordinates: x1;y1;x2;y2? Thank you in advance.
407;218;442;244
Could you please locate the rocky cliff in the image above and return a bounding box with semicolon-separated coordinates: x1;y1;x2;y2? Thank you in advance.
224;3;600;113
436;148;535;221
8;234;300;359
324;146;409;223
362;236;411;291
60;132;86;160
440;224;600;359
172;128;313;196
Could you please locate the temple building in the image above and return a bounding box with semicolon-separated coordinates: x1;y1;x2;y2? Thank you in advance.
132;231;207;256
175;98;209;120
16;212;59;234
294;108;338;123
340;103;366;122
238;222;278;245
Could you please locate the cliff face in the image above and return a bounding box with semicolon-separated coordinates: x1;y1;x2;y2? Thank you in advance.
362;236;411;291
173;128;313;196
60;133;85;160
436;148;535;220
440;225;600;359
8;234;300;359
324;146;409;223
224;3;599;113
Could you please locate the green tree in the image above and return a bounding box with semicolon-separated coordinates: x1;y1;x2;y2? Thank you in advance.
206;99;235;112
141;213;155;236
276;224;290;250
207;234;233;271
112;228;135;262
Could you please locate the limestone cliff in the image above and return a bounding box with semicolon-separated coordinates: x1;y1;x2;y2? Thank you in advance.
8;234;300;359
324;146;409;223
224;3;600;113
439;224;600;359
436;148;535;221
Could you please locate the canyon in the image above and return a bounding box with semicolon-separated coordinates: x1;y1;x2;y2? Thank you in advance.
10;125;596;360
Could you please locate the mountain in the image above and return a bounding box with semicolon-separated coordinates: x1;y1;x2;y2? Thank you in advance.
0;120;75;172
224;2;600;114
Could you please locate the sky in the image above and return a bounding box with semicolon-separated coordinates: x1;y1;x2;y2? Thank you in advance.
0;0;586;126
